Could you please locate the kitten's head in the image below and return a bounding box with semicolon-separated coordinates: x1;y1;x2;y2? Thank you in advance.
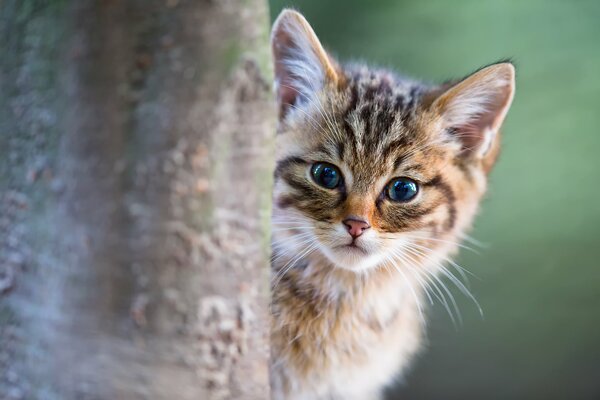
271;10;515;273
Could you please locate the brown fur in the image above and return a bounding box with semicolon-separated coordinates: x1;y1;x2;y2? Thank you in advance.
270;10;515;400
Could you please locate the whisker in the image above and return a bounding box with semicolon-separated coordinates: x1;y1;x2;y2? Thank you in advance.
403;234;479;254
381;254;426;325
378;233;478;254
271;227;315;232
271;241;319;290
271;236;316;264
400;246;462;327
404;244;483;318
390;247;459;327
405;241;477;283
384;251;435;306
460;233;488;248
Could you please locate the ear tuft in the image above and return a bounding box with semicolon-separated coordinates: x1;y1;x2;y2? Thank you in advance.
271;9;339;119
433;62;516;158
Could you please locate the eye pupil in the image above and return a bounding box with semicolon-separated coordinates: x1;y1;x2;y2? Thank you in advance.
387;178;418;202
311;163;341;189
321;167;337;186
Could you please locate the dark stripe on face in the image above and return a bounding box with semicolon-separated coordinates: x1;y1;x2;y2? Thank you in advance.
375;105;396;137
282;172;314;194
381;137;411;167
333;190;348;208
377;78;393;96
423;175;457;231
312;143;337;160
338;82;358;159
453;158;474;183
425;221;441;238
276;195;294;209
342;84;359;138
378;204;437;232
336;140;345;160
393;154;407;171
274;156;307;179
362;82;395;138
364;84;377;101
393;93;406;112
346;84;359;114
405;86;419;112
360;103;372;137
280;171;341;222
397;86;419;124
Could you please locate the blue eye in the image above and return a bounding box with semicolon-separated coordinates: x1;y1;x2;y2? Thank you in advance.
386;178;418;202
311;163;341;189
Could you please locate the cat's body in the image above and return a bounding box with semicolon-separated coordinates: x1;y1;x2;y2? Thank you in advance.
271;257;423;400
270;10;515;400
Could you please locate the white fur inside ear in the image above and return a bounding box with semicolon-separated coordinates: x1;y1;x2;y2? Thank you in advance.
434;63;515;156
477;127;496;157
278;52;325;105
442;76;512;129
271;10;335;117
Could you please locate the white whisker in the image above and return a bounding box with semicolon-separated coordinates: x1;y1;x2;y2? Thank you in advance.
272;241;319;290
389;247;459;327
403;243;483;318
380;254;426;325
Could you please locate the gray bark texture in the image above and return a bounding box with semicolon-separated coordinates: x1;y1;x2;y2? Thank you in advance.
0;1;275;399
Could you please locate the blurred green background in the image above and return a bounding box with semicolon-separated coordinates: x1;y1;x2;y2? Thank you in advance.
269;1;600;398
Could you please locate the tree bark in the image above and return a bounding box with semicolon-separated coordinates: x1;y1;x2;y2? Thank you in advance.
0;1;275;399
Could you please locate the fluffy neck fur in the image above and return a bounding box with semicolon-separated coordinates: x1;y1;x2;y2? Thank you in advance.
271;250;424;400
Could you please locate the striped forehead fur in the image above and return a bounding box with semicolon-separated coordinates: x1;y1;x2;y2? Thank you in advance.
335;66;428;163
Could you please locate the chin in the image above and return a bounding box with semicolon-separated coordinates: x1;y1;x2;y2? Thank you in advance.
321;244;385;273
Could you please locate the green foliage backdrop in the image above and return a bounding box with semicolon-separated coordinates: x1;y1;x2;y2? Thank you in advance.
269;1;600;398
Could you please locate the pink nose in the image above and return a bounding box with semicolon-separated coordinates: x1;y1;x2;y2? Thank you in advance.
343;217;371;238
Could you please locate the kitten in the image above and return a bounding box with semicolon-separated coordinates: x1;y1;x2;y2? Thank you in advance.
269;9;515;400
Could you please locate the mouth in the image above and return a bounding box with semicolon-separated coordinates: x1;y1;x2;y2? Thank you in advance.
322;240;383;271
337;242;368;255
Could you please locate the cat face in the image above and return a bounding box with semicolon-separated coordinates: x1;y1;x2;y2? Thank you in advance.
271;10;515;273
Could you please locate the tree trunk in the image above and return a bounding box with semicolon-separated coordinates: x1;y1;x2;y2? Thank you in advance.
0;1;275;399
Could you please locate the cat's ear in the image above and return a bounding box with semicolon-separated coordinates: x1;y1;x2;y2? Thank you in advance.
271;9;340;119
432;62;515;160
